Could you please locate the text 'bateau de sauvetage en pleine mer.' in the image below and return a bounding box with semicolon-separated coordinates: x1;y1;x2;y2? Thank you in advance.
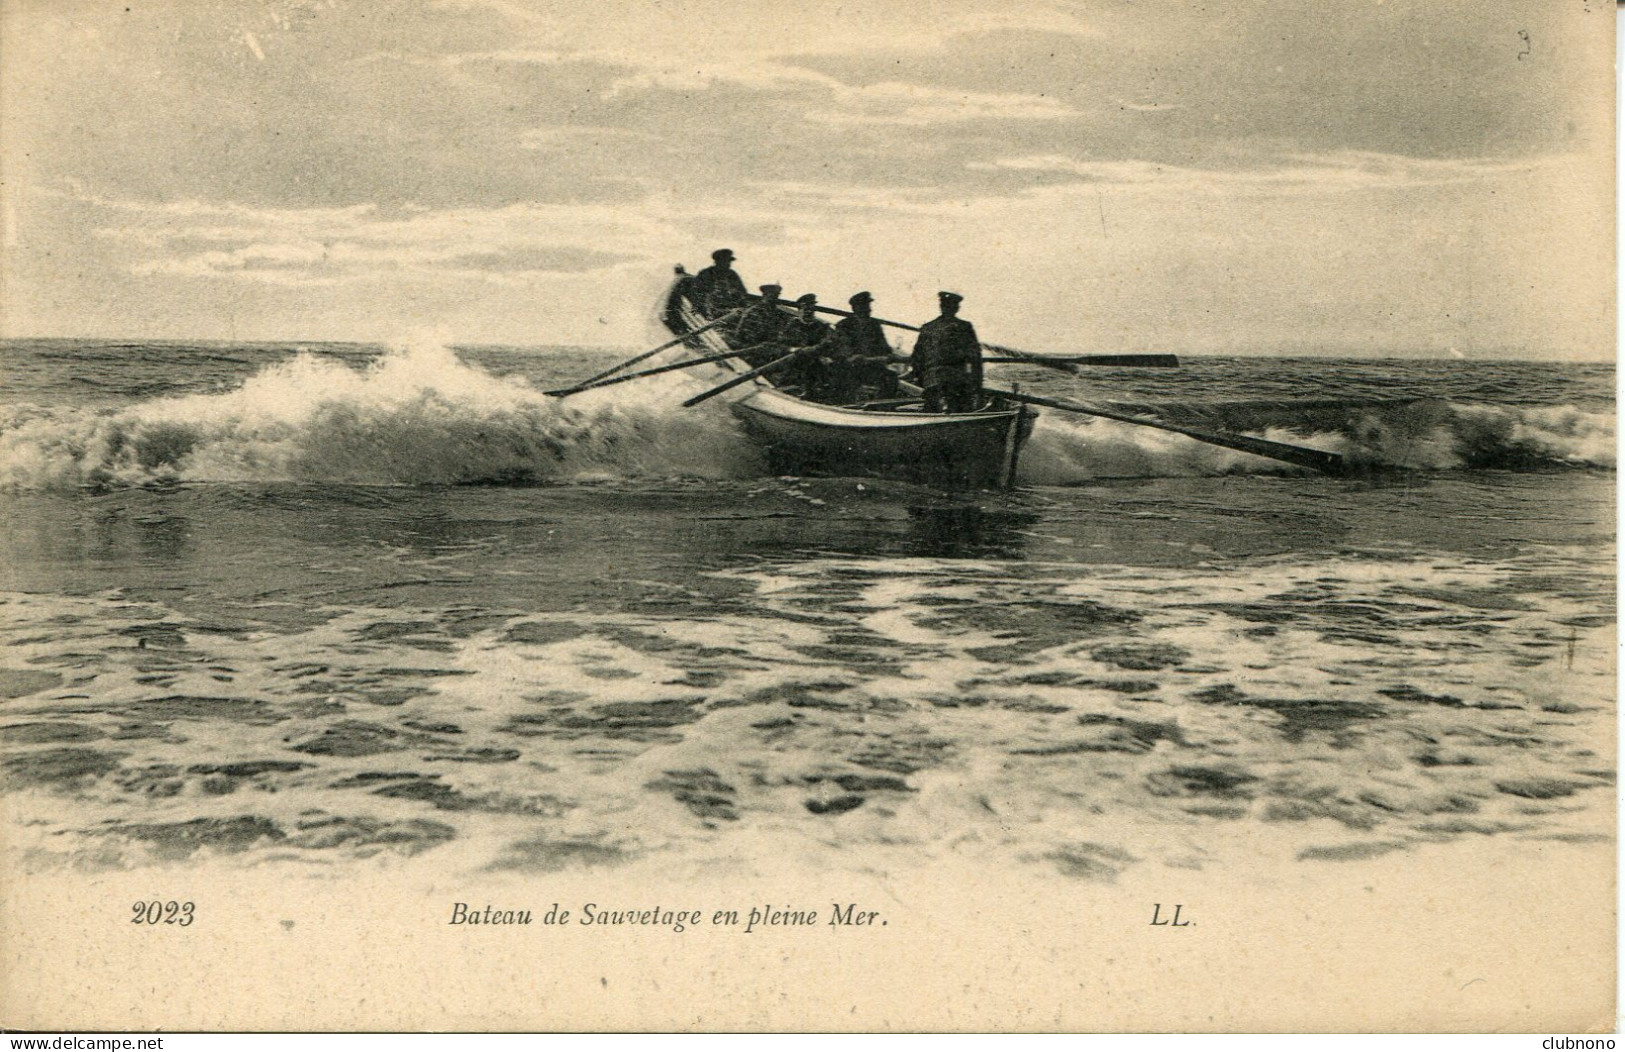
447;901;885;933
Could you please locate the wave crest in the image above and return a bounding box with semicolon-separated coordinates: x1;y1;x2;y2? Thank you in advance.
0;345;1611;490
0;342;758;489
1018;398;1613;483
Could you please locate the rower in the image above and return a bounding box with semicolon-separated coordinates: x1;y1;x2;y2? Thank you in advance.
732;284;789;367
827;291;900;404
910;291;982;413
781;293;832;348
779;294;834;394
691;248;749;318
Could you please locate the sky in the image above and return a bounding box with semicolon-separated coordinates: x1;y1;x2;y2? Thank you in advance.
1;0;1614;358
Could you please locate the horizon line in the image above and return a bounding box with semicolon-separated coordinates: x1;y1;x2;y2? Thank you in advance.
0;333;1613;365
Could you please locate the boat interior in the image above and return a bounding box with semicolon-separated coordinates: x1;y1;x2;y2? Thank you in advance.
666;269;1011;416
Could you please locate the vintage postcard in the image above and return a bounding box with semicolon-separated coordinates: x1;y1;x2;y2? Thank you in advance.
0;0;1614;1033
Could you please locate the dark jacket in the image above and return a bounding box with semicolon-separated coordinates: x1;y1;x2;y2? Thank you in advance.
780;315;832;348
911;315;982;387
733;301;789;363
831;315;891;362
691;264;748;316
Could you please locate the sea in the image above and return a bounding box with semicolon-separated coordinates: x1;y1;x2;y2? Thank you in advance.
0;336;1614;888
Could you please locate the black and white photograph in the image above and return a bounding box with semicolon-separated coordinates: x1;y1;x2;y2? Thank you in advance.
0;0;1614;1033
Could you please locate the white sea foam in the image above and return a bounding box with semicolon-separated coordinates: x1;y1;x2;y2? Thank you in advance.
0;540;1611;874
0;341;1612;489
1017;414;1332;481
0;341;757;488
1017;399;1614;483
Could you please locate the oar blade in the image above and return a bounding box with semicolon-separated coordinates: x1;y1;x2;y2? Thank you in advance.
992;388;1345;476
1188;430;1345;475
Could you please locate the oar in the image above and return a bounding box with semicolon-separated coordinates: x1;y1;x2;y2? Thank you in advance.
977;342;1083;373
682;349;811;408
981;354;1179;368
566;309;742;390
746;294;1178;372
774;298;1089;375
990;388;1345;475
545;343;777;397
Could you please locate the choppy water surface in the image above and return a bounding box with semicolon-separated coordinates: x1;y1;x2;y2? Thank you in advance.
0;339;1612;880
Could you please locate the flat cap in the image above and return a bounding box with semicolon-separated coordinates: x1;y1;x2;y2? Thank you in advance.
848;291;873;305
938;290;963;305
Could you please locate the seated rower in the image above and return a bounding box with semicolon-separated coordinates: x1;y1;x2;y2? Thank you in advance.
778;294;834;394
824;291;901;404
781;293;832;348
732;284;790;367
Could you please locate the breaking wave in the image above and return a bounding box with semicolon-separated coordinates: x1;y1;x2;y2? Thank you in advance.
0;342;759;489
0;342;1611;490
1020;397;1613;483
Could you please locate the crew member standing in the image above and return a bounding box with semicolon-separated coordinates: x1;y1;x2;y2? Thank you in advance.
827;291;900;404
691;248;749;318
910;291;982;413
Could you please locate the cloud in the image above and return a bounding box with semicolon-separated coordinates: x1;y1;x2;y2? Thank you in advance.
82;192;666;286
1113;99;1183;113
517;126;663;149
737;181;954;215
434;1;1100;64
942;8;1099;40
603;59;837;98
805;82;1077;126
132;240;632;287
3;0;1609;356
593;56;1077;126
425;34;1080;126
966;150;1570;193
429;0;553;26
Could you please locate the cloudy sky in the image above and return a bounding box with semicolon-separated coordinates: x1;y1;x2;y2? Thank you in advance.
2;0;1613;357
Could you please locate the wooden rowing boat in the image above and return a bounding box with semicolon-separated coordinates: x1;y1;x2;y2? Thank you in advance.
660;270;1038;489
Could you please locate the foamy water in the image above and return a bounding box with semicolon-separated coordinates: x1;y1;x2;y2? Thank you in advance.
0;338;1613;885
0;342;764;489
1;543;1612;877
0;341;1612;489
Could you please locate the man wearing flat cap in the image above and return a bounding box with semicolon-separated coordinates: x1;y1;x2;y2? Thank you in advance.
778;294;835;394
910;291;983;413
780;294;831;348
823;291;900;404
732;283;790;367
692;248;749;319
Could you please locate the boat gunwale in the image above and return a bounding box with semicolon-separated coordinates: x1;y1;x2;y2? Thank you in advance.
735;387;1024;431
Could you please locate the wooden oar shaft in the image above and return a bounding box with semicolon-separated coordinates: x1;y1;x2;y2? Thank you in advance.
569;309;741;390
746;295;1175;370
681;349;811;408
545;344;776;397
783;299;1084;375
788;300;919;331
991;388;1344;475
980;342;1078;372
